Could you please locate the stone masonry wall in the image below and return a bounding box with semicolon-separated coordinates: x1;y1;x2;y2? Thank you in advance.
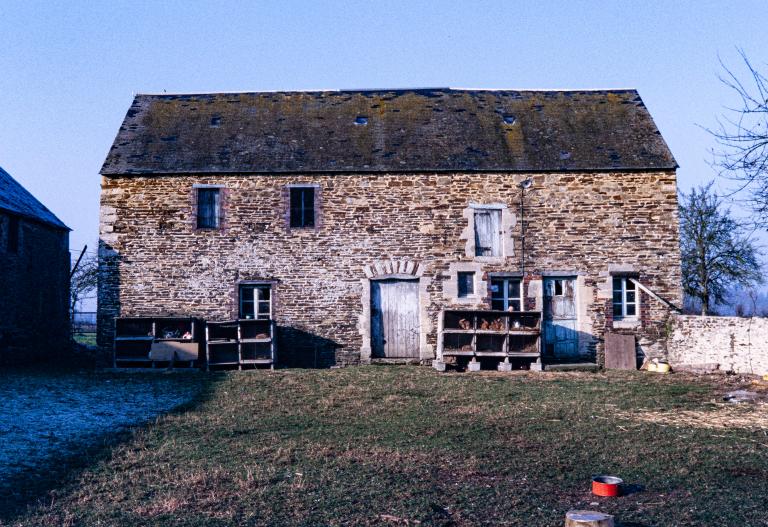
0;211;70;365
98;171;682;367
668;315;768;375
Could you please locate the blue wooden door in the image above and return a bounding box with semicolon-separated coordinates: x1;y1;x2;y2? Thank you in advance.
543;277;578;359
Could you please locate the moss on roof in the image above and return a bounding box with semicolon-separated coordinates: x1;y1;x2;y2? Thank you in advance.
101;88;676;175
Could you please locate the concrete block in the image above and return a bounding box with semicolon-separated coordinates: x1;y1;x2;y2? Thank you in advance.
529;359;543;372
497;359;513;372
467;359;481;372
432;360;447;372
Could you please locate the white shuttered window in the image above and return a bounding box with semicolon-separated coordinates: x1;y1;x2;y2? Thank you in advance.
474;209;502;257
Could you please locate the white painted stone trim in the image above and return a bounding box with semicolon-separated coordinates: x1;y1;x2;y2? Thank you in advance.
442;261;486;306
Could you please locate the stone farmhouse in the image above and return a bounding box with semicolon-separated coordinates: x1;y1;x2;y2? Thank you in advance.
0;166;70;364
98;88;681;368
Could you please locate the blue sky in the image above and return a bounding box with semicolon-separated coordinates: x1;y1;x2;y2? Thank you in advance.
1;0;767;257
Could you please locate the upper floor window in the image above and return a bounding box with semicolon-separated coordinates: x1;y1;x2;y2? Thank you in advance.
457;271;475;298
7;215;19;253
240;284;272;320
290;187;315;228
474;208;502;257
613;277;638;319
196;188;220;229
491;278;522;311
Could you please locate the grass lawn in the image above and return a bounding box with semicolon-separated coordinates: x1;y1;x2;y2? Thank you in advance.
72;332;97;347
2;366;768;526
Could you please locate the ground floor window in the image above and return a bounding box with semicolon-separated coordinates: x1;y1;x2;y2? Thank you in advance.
457;271;475;298
491;278;522;311
612;277;638;319
239;284;272;319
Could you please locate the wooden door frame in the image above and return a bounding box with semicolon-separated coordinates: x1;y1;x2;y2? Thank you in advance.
359;261;433;364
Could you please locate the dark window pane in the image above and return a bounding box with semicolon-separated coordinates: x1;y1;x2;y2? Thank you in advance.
626;279;636;290
457;272;475;297
510;300;521;311
197;188;220;229
626;291;636;303
240;300;255;319
554;280;563;296
257;286;270;301
612;277;623;291
613;292;623;304
626;304;636;317
508;280;520;299
613;303;623;317
290;187;315;228
491;299;504;310
8;215;19;253
241;287;254;302
258;301;270;316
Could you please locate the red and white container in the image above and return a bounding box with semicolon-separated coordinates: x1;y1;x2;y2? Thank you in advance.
592;475;623;497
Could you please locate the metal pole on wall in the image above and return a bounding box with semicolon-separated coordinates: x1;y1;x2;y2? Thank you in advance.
518;179;531;276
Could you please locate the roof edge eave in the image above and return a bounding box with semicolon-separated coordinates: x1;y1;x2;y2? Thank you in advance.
99;165;679;177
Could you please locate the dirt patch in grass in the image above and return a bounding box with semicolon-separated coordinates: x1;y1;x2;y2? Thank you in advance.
619;403;768;431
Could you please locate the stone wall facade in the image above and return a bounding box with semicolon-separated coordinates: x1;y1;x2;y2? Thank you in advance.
0;211;70;364
97;171;682;367
668;315;768;375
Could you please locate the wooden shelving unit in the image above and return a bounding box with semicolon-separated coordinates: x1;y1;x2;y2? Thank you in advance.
437;309;541;365
205;319;276;370
113;316;201;368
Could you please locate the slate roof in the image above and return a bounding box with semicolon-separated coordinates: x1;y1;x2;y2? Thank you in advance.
0;167;69;230
101;88;677;175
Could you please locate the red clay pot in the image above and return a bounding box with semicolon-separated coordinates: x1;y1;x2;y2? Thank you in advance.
592;475;623;497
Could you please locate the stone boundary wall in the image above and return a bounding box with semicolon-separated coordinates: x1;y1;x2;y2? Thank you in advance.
668;315;768;375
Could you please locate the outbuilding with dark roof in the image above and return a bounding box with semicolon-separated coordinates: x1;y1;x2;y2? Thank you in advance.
0;166;70;364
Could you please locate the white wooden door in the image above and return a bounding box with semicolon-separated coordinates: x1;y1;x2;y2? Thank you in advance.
371;279;420;358
543;277;579;359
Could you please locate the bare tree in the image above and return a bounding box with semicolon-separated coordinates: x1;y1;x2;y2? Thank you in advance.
708;50;768;219
70;252;98;317
680;182;762;315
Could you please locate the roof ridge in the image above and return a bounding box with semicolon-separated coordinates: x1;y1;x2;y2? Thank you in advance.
134;87;640;97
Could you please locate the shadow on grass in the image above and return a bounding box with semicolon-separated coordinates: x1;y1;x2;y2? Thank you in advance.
0;364;222;523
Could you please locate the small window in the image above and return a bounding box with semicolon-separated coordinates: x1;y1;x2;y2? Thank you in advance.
240;284;272;320
457;272;475;298
474;208;502;257
613;277;638;319
290;187;315;228
7;215;19;253
196;188;220;229
491;278;522;311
